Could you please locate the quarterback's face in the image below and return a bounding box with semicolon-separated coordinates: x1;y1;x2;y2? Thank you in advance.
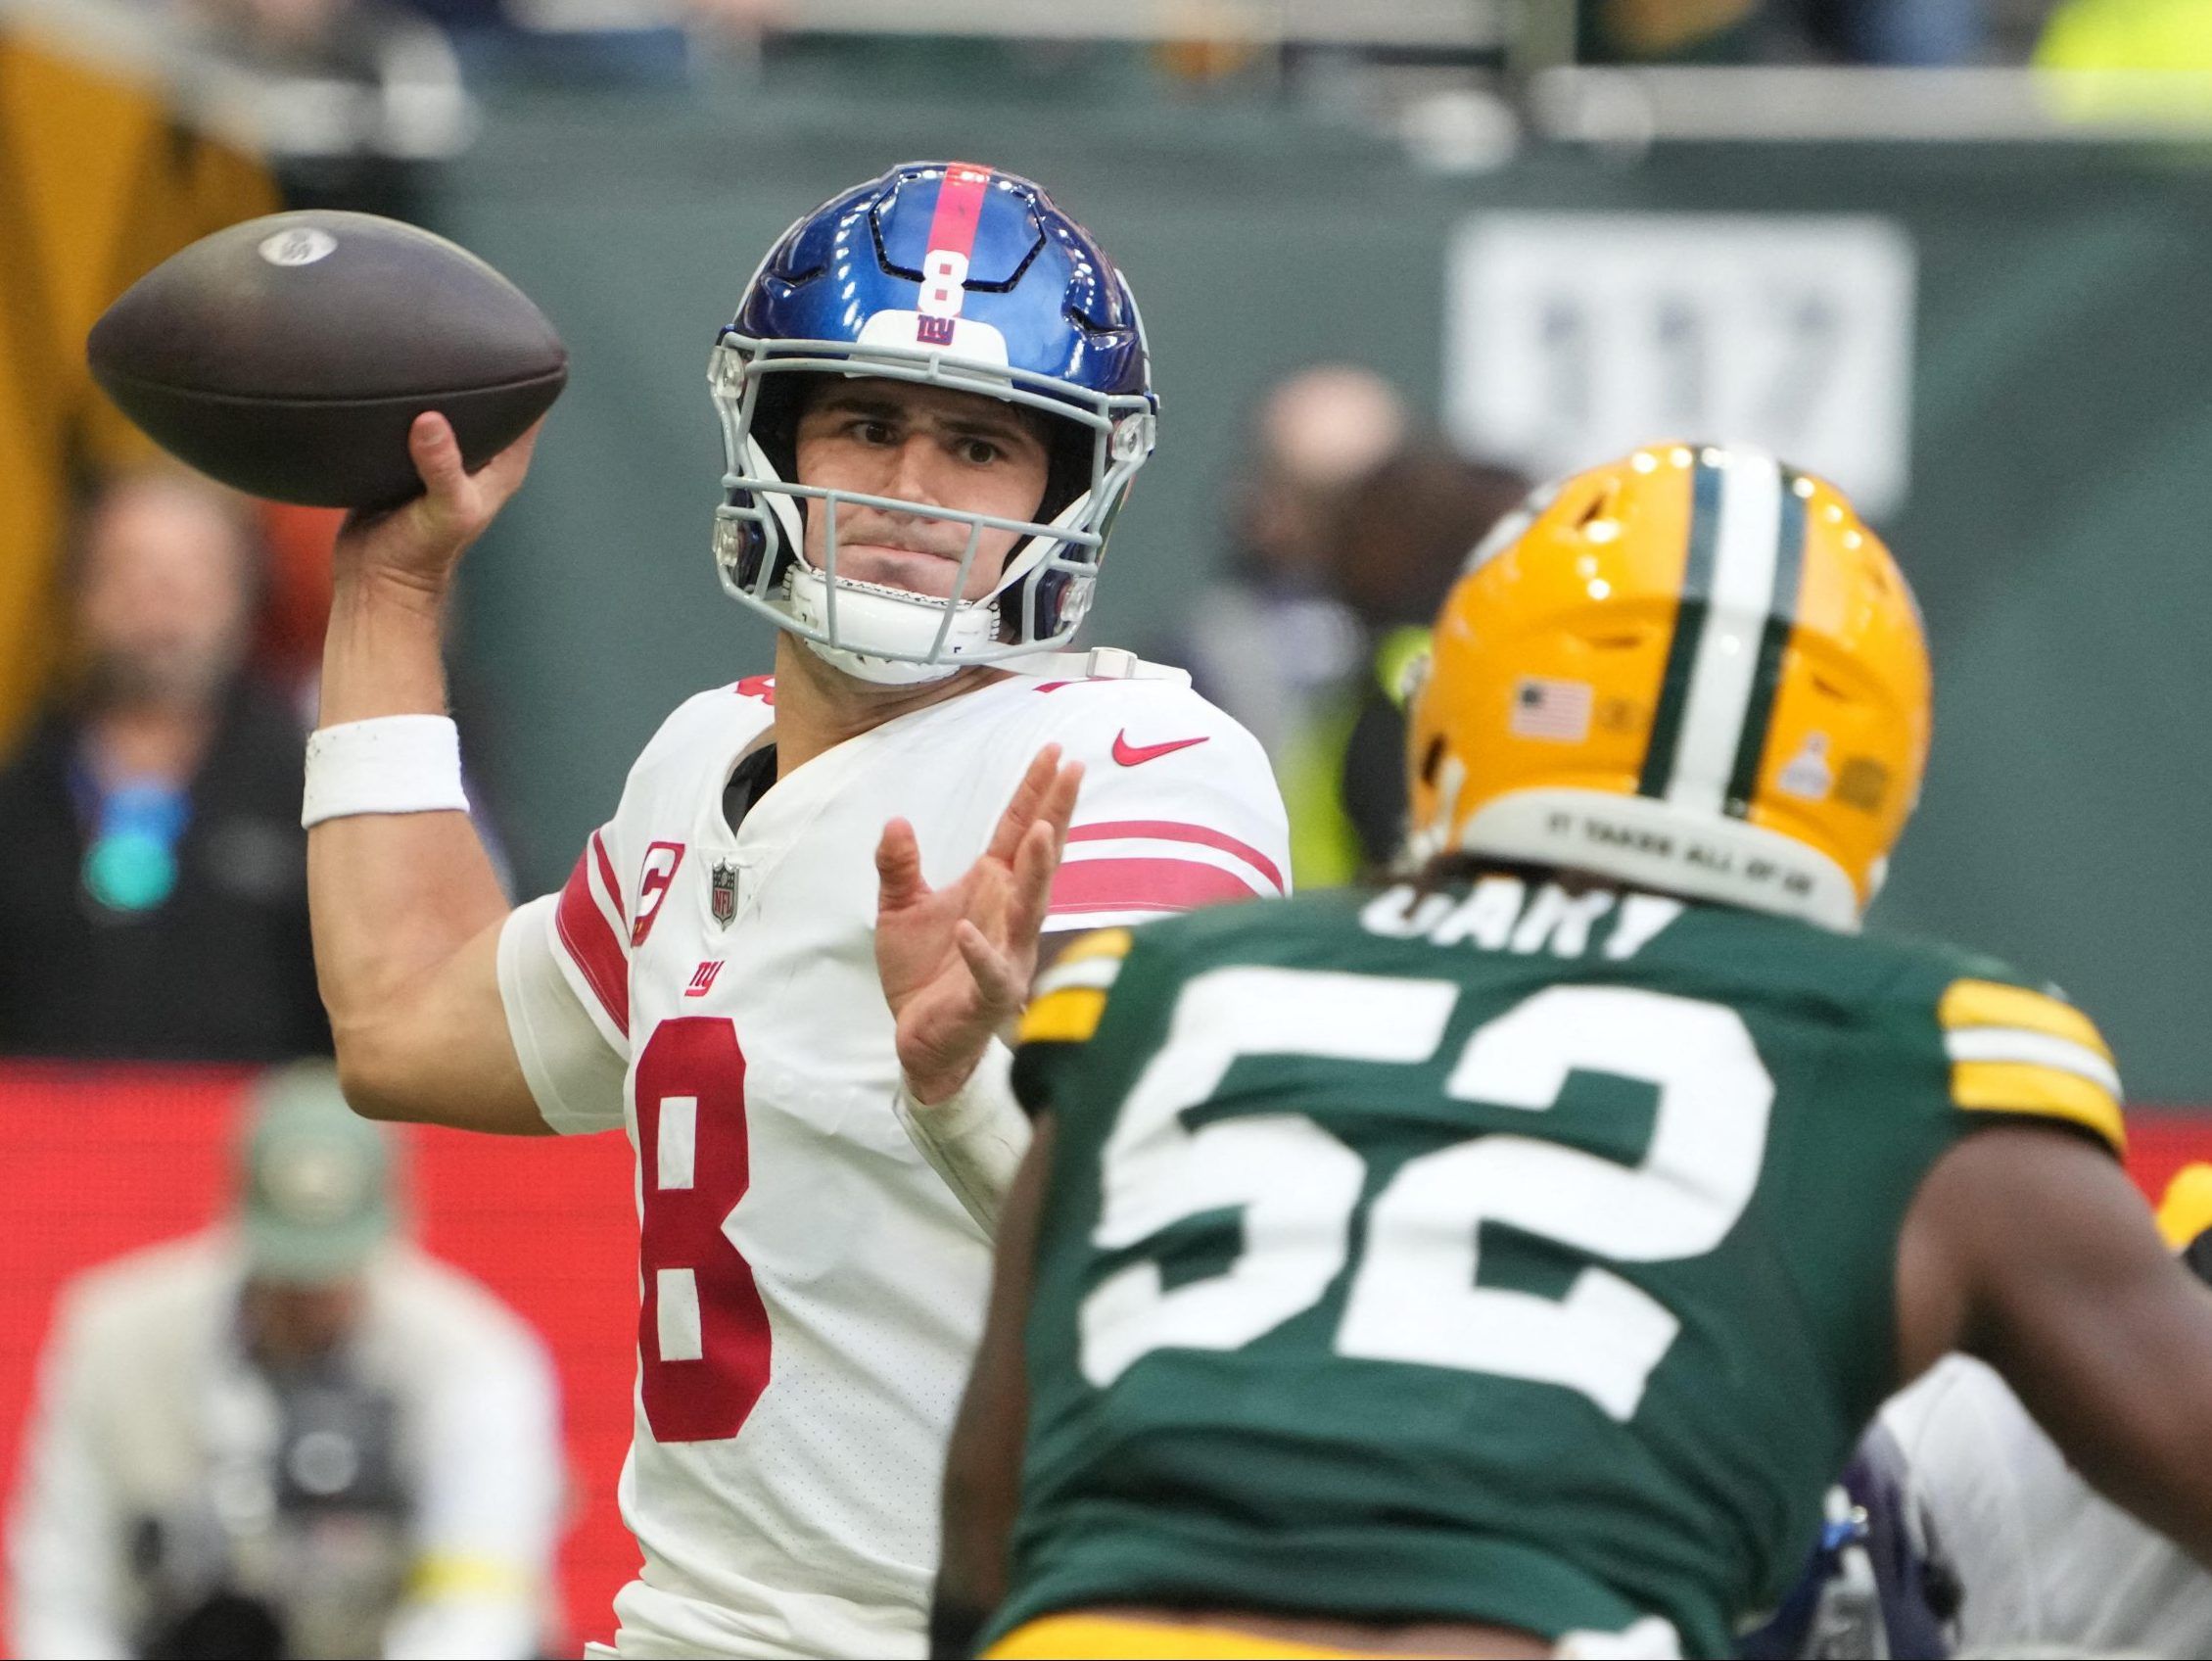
793;379;1052;601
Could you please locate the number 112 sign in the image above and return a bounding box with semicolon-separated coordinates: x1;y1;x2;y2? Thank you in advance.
1445;213;1916;517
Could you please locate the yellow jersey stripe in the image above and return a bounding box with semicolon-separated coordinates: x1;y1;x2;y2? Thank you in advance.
1943;1027;2121;1097
1018;986;1108;1046
1056;926;1134;966
2158;1164;2212;1250
987;1613;1387;1659
1940;979;2111;1062
1953;1060;2125;1155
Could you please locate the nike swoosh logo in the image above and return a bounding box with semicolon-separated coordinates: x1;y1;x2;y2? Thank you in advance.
1112;731;1210;767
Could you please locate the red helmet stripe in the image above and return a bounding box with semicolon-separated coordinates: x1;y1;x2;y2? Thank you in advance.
923;163;993;265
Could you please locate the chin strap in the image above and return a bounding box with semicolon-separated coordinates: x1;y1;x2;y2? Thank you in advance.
798;633;964;687
1008;647;1192;686
893;1039;1030;1236
809;640;1197;690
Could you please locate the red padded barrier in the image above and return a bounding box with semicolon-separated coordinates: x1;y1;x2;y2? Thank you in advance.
0;1064;636;1654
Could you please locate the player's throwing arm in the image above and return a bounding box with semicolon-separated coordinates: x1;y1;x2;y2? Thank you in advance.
306;412;553;1133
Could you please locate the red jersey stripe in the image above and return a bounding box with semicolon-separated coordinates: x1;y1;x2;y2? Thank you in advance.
556;846;631;1037
925;163;992;262
590;830;626;929
1049;857;1264;916
1065;821;1286;894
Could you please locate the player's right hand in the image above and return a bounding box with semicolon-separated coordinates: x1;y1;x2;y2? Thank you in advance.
333;412;541;608
876;745;1081;1107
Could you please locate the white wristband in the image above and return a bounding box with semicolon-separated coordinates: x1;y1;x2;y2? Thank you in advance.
302;715;470;828
894;1038;1030;1237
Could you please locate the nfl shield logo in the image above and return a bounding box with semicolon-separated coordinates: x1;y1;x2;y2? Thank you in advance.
710;858;739;927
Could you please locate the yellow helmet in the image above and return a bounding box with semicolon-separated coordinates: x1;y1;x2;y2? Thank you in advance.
1405;443;1931;931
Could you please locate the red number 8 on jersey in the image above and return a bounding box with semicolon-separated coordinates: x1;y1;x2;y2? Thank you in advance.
635;1017;772;1442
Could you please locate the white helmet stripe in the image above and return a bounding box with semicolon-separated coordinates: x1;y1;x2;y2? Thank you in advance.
1664;450;1787;819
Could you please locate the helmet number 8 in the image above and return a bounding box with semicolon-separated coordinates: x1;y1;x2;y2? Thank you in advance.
1077;971;1774;1422
919;249;968;319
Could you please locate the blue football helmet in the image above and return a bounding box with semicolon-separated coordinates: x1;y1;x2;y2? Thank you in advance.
709;161;1158;684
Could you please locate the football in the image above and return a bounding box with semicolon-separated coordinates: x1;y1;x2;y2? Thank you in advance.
87;210;568;510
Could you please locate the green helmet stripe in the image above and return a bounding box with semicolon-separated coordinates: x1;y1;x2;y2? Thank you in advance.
1635;456;1723;800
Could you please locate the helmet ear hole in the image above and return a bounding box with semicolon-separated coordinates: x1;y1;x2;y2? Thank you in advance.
1039;419;1091;525
752;373;806;483
1569;477;1628;540
1420;735;1447;787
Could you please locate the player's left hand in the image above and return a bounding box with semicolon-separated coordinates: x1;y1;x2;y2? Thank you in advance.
875;745;1082;1106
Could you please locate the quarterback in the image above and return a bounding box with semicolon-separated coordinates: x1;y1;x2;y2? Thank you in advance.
940;445;2212;1659
305;163;1288;1657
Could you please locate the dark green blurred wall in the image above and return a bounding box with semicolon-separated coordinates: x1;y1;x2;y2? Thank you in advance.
428;75;2212;1098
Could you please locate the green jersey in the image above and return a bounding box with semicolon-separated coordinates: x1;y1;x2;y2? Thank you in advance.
996;875;2125;1656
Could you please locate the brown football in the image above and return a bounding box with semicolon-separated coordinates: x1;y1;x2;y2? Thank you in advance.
88;210;567;509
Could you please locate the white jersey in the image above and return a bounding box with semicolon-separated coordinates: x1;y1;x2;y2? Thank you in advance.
496;664;1288;1658
1880;1354;2212;1657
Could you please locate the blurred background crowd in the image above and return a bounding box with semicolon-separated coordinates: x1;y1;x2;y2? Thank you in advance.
5;0;2212;1653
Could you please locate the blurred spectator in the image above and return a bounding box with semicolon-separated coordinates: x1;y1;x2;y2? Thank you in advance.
134;0;472;197
1580;0;1988;64
2039;0;2212;71
1323;447;1530;875
0;472;326;1062
1581;0;1766;59
182;0;434;76
679;0;782;54
7;1066;563;1659
0;29;279;757
1818;0;1988;63
1153;365;1405;886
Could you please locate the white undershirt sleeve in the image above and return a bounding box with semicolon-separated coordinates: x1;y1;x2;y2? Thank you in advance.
497;896;628;1135
894;1038;1027;1236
